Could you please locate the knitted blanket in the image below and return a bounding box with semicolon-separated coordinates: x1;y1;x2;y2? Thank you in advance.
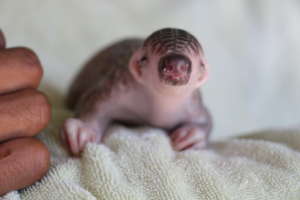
2;110;300;200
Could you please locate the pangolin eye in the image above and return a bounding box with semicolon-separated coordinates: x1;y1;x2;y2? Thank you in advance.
200;60;205;67
140;56;147;62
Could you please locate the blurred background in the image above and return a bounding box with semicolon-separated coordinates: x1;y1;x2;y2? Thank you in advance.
0;0;299;139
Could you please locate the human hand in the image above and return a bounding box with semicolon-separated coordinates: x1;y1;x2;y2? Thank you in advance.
0;30;51;196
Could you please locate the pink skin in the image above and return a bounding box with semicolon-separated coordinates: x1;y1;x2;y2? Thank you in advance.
171;124;208;150
61;42;211;156
62;119;98;155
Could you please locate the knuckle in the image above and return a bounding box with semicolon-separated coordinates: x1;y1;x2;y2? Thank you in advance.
13;47;43;75
0;89;51;139
0;47;43;93
65;119;82;134
0;138;50;194
27;90;51;134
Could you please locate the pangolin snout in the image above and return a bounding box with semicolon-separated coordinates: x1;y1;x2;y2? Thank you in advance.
158;53;192;86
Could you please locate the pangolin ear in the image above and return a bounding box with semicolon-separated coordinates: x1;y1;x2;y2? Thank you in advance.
195;57;209;88
129;47;146;84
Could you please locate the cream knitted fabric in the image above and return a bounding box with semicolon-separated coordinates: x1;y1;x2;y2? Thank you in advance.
2;109;300;200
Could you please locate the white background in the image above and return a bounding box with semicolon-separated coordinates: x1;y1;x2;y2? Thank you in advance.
1;0;299;139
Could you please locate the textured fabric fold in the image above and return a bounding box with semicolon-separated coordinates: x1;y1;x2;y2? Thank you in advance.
2;109;300;200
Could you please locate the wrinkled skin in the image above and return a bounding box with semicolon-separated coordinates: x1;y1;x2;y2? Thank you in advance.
0;30;51;196
62;28;212;156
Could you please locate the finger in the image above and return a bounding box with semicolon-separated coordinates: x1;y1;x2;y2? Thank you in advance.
89;129;101;143
0;138;50;196
170;129;180;141
64;120;80;156
173;126;203;144
0;89;51;141
0;30;5;49
0;47;43;94
171;127;188;143
78;127;91;153
174;130;203;151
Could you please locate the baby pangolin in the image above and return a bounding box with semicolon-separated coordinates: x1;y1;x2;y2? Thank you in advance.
62;28;213;155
